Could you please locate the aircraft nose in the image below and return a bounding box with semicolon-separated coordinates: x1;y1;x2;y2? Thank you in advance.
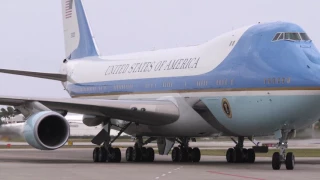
302;46;320;65
297;45;320;84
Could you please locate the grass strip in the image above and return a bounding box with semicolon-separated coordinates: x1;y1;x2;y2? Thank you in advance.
2;145;320;157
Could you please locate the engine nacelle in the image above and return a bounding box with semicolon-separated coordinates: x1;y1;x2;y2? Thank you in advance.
23;111;70;150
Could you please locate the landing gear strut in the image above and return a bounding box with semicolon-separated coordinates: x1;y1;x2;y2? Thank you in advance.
272;129;295;170
126;137;155;162
92;121;132;163
226;137;255;163
171;137;201;162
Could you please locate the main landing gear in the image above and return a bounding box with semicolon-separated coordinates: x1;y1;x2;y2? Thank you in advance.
171;138;201;162
125;137;155;162
226;137;255;163
92;121;132;163
93;146;121;163
272;129;295;170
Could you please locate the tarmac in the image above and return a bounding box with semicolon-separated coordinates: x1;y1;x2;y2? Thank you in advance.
3;139;320;149
1;148;320;180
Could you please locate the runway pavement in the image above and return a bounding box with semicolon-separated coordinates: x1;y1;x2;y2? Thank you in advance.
2;139;320;149
0;148;320;180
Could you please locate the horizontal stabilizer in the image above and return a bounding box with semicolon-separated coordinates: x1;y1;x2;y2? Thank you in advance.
0;69;67;81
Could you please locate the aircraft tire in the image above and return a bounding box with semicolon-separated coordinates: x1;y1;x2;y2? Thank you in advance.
98;147;107;162
107;147;115;162
285;152;295;170
132;147;142;162
247;148;255;163
93;147;100;162
226;148;234;163
242;148;248;162
146;147;155;162
191;147;201;162
272;152;281;170
141;147;148;161
232;148;243;163
113;147;121;162
178;148;188;162
171;147;180;162
187;147;193;162
126;147;133;161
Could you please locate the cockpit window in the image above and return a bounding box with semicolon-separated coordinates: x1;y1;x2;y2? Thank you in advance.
278;33;284;40
272;33;281;41
284;33;301;40
300;33;311;41
272;32;311;42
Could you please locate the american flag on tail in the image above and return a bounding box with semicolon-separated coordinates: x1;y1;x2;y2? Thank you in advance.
65;0;74;19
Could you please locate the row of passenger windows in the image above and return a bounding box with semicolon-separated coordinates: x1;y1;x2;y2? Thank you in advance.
264;77;291;84
76;80;235;92
75;78;293;92
163;82;173;87
216;79;228;86
197;81;208;86
145;84;156;88
272;32;311;41
114;84;134;90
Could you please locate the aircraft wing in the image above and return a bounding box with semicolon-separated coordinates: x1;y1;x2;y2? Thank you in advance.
0;96;179;126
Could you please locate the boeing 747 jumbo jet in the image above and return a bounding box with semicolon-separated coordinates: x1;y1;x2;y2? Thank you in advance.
0;0;319;170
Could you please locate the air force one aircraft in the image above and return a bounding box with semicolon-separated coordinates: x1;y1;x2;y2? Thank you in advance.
0;0;319;170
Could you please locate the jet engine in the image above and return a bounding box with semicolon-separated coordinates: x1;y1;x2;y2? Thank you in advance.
23;111;70;150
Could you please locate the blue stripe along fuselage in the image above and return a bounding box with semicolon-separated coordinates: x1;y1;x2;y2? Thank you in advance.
67;22;320;96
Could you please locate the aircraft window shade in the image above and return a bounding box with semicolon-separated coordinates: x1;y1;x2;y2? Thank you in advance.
284;33;301;41
272;33;281;41
300;33;311;41
278;33;284;40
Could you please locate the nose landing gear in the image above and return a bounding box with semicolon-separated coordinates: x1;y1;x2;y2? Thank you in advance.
272;129;295;170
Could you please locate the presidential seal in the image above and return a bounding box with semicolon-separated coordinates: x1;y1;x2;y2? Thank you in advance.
221;98;232;118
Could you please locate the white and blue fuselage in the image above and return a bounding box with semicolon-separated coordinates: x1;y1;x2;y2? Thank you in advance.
59;0;320;138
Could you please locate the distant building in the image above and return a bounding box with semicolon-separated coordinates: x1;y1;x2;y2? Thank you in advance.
0;114;24;124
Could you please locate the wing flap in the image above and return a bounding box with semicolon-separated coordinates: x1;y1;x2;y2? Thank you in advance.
0;96;180;126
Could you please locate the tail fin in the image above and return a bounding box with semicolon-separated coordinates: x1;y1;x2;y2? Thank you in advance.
61;0;99;60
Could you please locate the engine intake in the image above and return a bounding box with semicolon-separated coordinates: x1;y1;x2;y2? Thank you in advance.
23;111;70;150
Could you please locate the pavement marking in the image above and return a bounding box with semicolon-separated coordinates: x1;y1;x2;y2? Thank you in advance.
154;166;183;179
207;170;265;180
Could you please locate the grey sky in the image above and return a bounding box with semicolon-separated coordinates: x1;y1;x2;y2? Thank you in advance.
0;0;319;98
